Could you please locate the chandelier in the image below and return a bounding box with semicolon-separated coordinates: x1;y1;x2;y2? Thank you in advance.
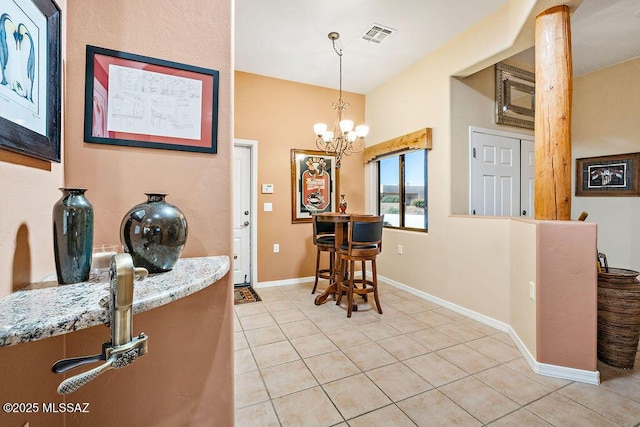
314;32;369;168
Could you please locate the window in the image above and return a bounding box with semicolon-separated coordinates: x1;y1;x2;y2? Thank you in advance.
378;150;427;230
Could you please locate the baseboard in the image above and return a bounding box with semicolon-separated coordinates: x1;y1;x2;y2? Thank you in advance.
256;271;365;289
378;274;600;385
255;276;316;288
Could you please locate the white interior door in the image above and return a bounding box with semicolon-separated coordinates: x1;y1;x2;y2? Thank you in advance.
520;139;535;217
470;131;521;216
233;145;252;285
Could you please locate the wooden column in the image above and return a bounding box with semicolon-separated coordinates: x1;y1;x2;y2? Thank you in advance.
534;5;573;220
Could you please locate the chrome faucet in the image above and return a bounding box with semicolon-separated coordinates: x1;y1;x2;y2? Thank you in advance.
52;253;149;395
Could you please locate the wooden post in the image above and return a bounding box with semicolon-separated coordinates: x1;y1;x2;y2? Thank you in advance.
534;5;573;220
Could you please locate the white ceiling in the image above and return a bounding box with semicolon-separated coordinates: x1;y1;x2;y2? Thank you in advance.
235;0;640;94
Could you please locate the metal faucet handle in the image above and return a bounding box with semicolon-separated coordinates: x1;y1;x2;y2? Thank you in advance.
56;333;148;395
52;353;104;374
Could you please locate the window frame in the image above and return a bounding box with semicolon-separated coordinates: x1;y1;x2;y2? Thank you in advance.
376;149;428;232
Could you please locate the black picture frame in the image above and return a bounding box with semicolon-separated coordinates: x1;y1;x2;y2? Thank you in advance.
576;153;640;197
0;0;61;162
84;45;219;154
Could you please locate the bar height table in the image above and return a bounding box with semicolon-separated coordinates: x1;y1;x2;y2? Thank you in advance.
313;212;350;305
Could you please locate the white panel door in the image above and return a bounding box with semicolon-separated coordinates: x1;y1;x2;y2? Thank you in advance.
520;139;535;217
470;131;521;216
233;145;252;285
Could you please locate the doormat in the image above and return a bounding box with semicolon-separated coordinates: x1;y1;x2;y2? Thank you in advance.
234;285;261;305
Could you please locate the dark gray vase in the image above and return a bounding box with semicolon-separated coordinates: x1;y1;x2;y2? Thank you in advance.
120;193;188;273
53;188;94;284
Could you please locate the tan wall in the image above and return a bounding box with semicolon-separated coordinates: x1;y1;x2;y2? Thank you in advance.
234;71;365;282
509;219;537;355
451;64;534;215
366;1;541;325
572;57;640;272
0;0;234;425
367;0;595;370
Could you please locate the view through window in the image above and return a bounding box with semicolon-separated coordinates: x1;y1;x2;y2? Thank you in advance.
378;150;427;230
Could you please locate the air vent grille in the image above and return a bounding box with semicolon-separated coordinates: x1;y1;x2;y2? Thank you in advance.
361;24;395;44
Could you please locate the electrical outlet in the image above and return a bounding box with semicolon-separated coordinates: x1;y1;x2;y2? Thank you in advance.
397;245;403;255
273;244;279;253
529;281;536;301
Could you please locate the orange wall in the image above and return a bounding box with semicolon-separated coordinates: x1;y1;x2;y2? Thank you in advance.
234;72;365;282
0;0;234;425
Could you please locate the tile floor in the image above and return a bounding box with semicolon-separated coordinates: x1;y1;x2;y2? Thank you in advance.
234;280;640;426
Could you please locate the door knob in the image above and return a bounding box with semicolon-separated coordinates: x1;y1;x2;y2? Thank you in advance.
243;221;250;226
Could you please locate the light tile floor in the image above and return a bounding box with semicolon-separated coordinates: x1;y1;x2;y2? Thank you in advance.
234;281;640;427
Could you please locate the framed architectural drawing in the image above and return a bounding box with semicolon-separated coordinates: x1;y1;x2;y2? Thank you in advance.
84;45;219;154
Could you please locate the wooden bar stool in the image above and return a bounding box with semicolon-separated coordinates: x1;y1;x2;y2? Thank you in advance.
312;215;336;294
336;215;384;317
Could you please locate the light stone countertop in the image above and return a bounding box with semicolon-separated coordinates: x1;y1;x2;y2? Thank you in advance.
0;256;230;347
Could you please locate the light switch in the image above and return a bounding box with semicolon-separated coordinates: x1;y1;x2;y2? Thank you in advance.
262;184;274;194
264;202;273;212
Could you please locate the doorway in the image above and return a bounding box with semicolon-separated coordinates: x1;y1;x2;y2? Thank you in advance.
233;139;258;286
469;127;534;217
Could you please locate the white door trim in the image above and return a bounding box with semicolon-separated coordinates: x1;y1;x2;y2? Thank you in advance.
234;138;258;286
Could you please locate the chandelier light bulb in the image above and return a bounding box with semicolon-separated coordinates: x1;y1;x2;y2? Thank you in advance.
339;120;354;133
347;130;357;142
355;125;369;138
314;123;327;136
322;131;334;142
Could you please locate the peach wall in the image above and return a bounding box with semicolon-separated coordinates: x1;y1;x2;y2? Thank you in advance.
536;221;597;370
0;283;232;427
0;0;234;425
234;72;365;282
0;0;65;297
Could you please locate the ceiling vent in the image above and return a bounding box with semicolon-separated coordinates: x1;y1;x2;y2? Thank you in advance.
361;24;395;44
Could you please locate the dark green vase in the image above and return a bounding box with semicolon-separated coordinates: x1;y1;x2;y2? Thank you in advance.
120;193;188;273
53;188;94;284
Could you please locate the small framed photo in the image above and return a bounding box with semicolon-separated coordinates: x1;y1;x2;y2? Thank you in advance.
84;45;219;154
576;153;640;196
291;149;339;223
0;0;61;162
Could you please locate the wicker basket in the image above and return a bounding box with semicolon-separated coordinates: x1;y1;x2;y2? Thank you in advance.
597;268;640;369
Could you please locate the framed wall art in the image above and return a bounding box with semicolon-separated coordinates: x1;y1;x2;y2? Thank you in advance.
495;62;535;130
576;153;640;196
291;149;339;223
84;45;219;154
0;0;61;162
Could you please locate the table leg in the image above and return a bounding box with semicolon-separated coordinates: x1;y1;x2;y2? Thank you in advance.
314;222;346;305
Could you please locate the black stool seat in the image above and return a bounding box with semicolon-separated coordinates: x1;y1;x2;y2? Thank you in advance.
336;214;384;318
318;235;336;246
